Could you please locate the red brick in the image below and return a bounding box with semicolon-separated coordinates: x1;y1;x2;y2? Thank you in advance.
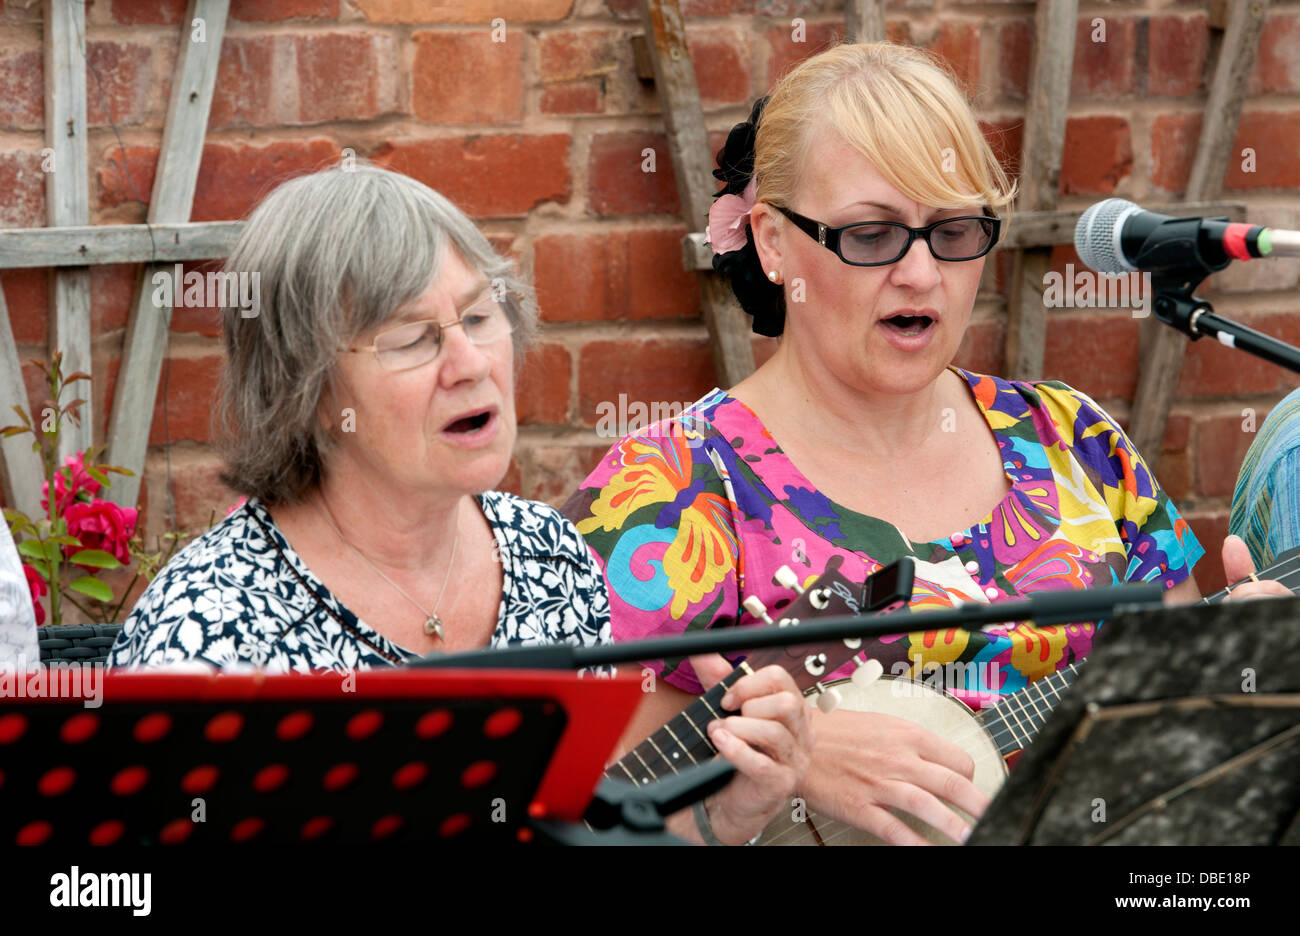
533;227;700;323
588;132;679;216
372;134;571;219
90;265;137;335
541;84;602;116
0;48;43;130
689;28;751;107
353;0;573;22
525;444;610;508
1071;16;1137;98
295;32;395;124
209;36;278;129
86;41;154;129
1196;413;1265;499
160;453;244;534
231;0;339;20
1059;116;1132;195
1150;112;1200;193
146;355;223;445
412;30;523;125
111;0;185;24
0;150;45;227
764;21;844;86
1148;14;1208;97
1252;11;1300;94
166;261;227;338
1162;412;1191;452
1185;511;1228;595
1225;111;1300;191
998;18;1031;101
953;317;1006;376
577;337;717;427
539;28;620;80
1158;449;1191;503
929;22;981;95
99;139;341;222
1041;313;1141;400
1176;312;1300;398
1;269;47;345
516;343;571;426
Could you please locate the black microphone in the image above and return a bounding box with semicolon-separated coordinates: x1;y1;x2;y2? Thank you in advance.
1074;198;1300;275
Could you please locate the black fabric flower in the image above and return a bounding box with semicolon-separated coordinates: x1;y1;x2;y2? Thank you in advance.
710;96;784;336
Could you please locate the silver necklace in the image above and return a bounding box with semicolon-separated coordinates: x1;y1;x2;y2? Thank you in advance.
316;494;460;640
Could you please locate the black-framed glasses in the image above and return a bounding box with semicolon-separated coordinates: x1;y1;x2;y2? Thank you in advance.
342;288;515;372
775;205;1001;267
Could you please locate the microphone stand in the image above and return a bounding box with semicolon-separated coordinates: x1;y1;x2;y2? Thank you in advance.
1137;216;1300;374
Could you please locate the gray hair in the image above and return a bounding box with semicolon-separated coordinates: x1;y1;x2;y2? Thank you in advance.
215;162;538;505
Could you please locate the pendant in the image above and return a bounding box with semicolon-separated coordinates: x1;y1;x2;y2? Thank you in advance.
423;615;445;639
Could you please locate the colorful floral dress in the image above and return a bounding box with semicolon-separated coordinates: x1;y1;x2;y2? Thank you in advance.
562;366;1204;706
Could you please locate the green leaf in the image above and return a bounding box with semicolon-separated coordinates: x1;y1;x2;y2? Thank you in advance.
11;404;31;427
46;533;82;547
68;576;113;602
1;425;29;438
83;466;109;487
67;549;121;569
3;507;31;530
63;371;92;385
17;539;59;563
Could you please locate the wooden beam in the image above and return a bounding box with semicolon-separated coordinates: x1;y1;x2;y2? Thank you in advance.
639;0;754;387
1127;0;1270;471
0;287;44;519
0;221;242;270
844;0;886;43
105;0;230;511
43;0;92;462
681;202;1247;271
1004;0;1078;381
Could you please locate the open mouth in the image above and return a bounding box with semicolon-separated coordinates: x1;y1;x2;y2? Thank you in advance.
442;409;493;434
879;312;935;336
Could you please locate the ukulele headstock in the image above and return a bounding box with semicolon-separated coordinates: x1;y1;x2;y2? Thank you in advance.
739;556;913;712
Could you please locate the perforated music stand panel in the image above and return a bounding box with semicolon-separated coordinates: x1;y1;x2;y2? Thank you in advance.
0;668;640;845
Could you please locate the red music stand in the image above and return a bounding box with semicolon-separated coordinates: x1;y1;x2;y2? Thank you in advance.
0;668;642;845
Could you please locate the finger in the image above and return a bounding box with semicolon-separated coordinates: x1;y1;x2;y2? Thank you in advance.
720;663;801;709
875;780;974;845
689;653;737;693
707;722;795;791
716;714;797;766
896;758;991;823
906;725;978;780
1224;580;1293;601
734;691;810;741
852;804;939;847
1222;534;1258;585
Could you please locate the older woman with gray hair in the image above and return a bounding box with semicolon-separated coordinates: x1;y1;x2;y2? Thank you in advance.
107;164;813;845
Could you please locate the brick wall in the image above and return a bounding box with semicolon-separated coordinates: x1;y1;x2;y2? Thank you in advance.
3;0;1300;596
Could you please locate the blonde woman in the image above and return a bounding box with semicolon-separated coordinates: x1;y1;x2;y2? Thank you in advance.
565;41;1288;846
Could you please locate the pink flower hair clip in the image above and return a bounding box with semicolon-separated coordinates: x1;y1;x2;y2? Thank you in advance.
706;178;757;255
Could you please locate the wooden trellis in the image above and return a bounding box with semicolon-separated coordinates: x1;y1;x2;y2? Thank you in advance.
0;0;231;519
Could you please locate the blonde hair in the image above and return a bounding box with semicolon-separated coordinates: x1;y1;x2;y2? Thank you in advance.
755;42;1016;218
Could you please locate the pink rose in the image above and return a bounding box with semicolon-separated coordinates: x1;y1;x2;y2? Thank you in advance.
63;500;138;567
41;451;103;515
23;563;47;626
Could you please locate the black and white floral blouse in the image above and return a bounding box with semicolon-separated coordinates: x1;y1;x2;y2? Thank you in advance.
107;492;612;672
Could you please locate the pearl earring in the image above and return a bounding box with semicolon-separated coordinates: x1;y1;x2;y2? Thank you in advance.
767;270;780;283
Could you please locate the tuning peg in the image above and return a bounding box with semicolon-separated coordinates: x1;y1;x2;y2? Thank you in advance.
774;565;805;594
776;616;799;628
851;658;884;689
742;595;774;625
809;588;831;610
816;685;842;714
